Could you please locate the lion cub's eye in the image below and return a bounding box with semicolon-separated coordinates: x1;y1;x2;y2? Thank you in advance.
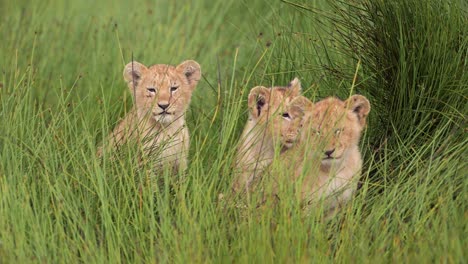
334;128;343;136
147;88;156;93
281;113;291;119
312;129;321;135
170;86;179;92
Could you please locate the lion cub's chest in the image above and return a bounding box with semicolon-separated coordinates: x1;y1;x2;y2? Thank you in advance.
141;123;189;169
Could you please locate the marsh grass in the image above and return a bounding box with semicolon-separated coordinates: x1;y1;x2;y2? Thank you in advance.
0;0;466;262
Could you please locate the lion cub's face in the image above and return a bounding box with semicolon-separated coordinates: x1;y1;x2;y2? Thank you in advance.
247;78;302;148
308;95;370;165
123;60;201;125
272;96;313;149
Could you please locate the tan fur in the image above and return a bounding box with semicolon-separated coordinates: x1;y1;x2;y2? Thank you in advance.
273;95;370;214
232;78;302;195
262;96;312;198
98;60;201;173
269;95;313;150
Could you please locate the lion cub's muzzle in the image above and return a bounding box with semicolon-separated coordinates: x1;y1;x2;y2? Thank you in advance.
158;103;169;111
323;148;337;160
153;103;174;116
283;138;296;149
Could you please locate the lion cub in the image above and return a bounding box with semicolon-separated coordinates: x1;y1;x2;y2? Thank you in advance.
98;60;201;173
274;95;370;214
232;78;302;195
264;96;313;192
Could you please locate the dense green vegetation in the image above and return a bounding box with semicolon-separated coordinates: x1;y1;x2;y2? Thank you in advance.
0;0;466;262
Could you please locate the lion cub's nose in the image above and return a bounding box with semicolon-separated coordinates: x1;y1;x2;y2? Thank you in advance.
158;103;169;110
324;148;335;157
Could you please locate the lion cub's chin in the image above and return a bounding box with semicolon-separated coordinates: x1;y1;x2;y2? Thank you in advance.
283;142;294;149
282;140;296;149
320;157;342;168
153;113;174;124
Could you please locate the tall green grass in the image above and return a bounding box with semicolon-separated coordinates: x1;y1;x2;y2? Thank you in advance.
0;0;466;262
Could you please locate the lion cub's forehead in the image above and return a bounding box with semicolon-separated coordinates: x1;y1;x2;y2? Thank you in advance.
270;87;296;106
142;64;182;86
313;97;347;128
273;87;297;99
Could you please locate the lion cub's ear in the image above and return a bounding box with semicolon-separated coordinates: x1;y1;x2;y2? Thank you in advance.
345;95;371;127
176;60;201;89
248;86;271;119
123;61;148;88
287;77;302;97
